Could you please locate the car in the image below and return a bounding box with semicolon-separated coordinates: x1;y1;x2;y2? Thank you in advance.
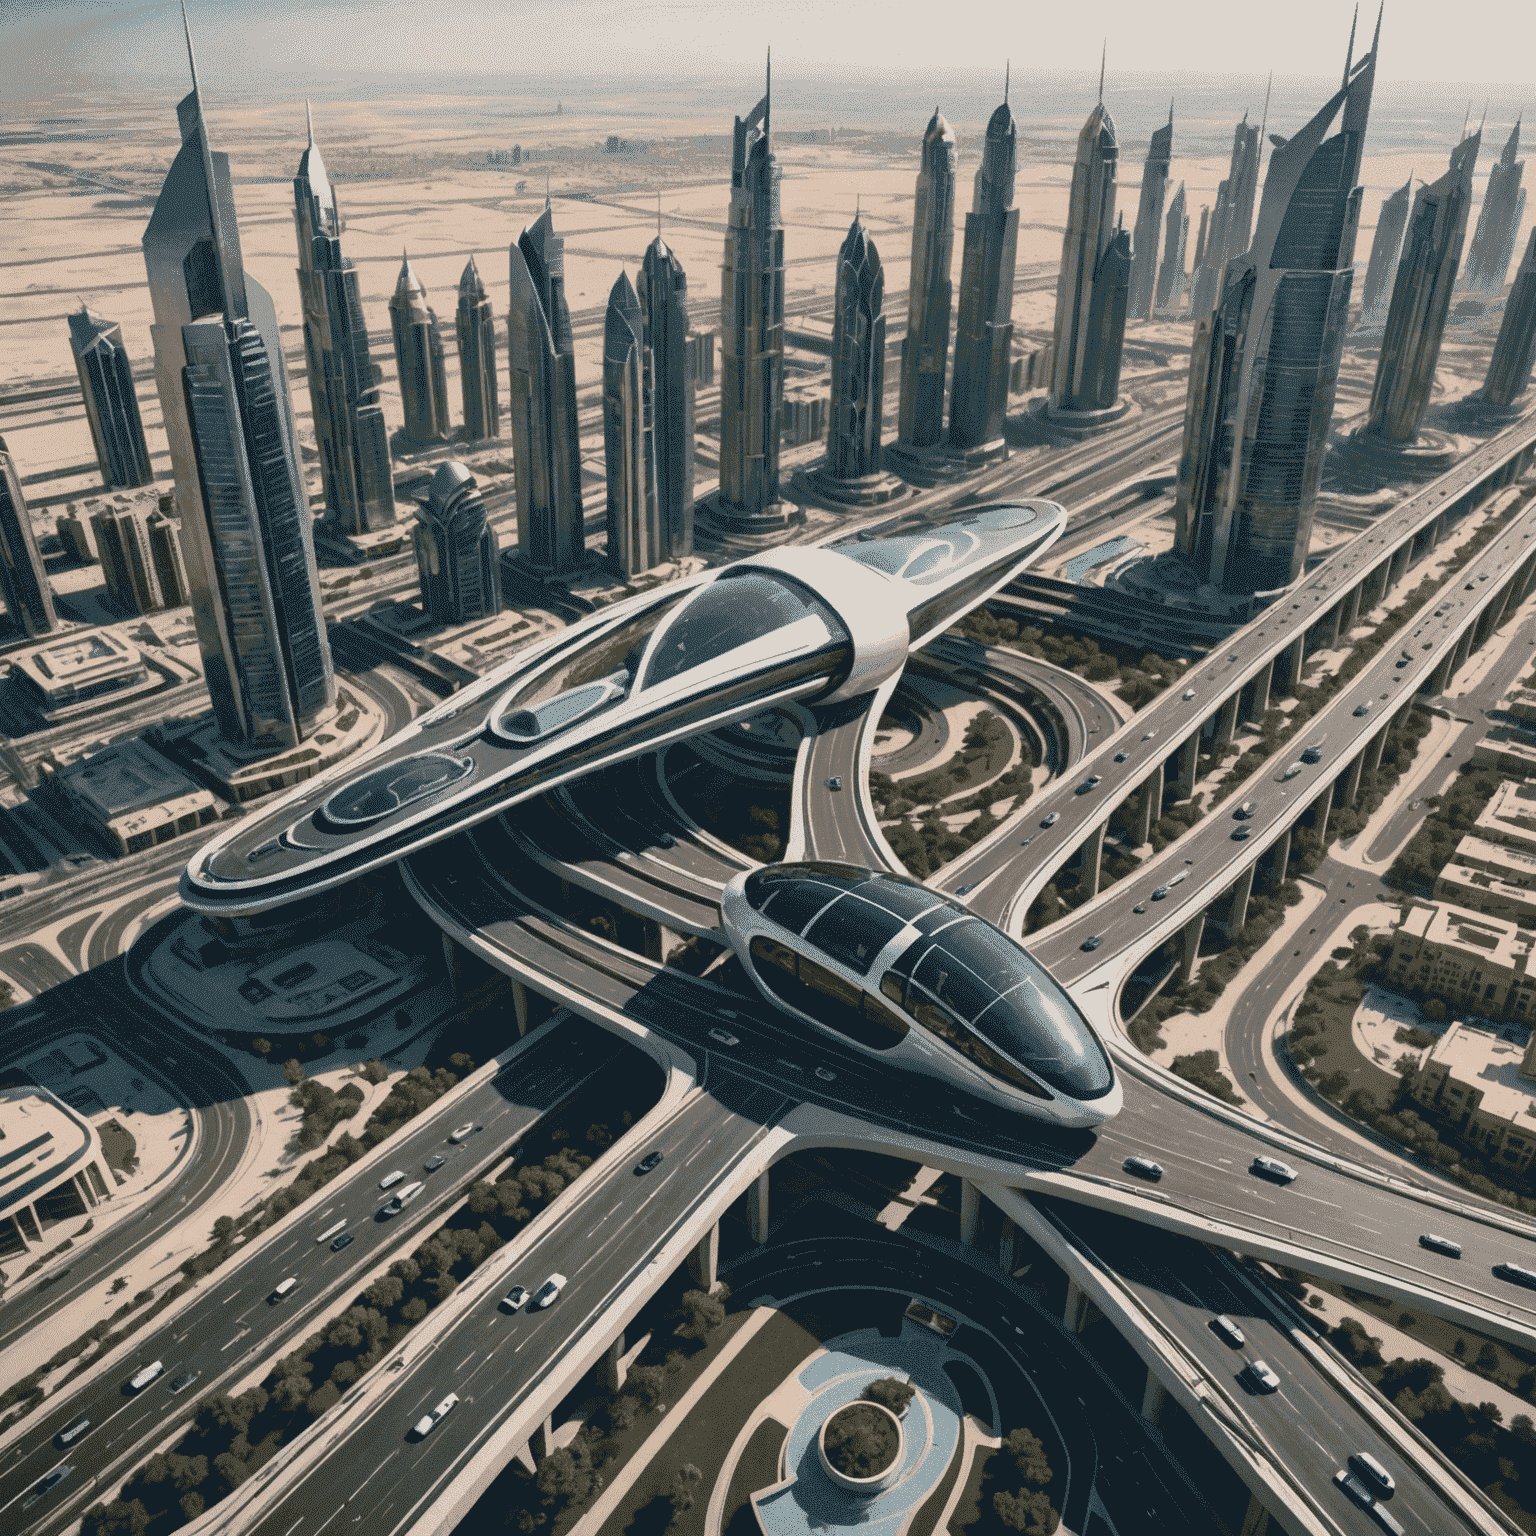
379;1169;406;1190
657;832;677;849
1245;1359;1281;1392
1114;751;1129;762
1142;731;1157;740
814;1066;837;1082
269;1277;299;1303
634;1150;665;1175
1466;581;1477;591
1210;1315;1245;1348
1122;1155;1162;1181
1251;1156;1298;1184
381;1180;425;1216
449;1122;477;1143
1040;812;1059;828
413;1392;459;1438
57;1417;92;1447
1494;1261;1536;1291
1018;835;1034;847
957;882;977;896
1335;1469;1376;1511
1395;656;1409;668
1133;903;1147;914
1281;763;1303;781
1151;886;1169;901
1231;826;1251;841
128;1361;165;1391
23;1466;72;1506
1074;775;1101;794
423;1153;447;1171
1349;1451;1395;1499
1081;935;1103;951
826;776;843;790
1418;1232;1463;1259
1354;702;1372;717
709;1027;740;1046
501;1285;531;1311
1183;688;1196;700
1300;742;1325;764
532;1273;567;1309
168;1369;201;1393
331;1232;355;1252
1234;801;1257;819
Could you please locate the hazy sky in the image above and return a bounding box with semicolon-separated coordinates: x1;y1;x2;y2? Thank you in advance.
4;0;1535;91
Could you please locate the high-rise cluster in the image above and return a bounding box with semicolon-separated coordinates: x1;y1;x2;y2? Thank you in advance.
0;435;57;639
68;304;153;490
1127;108;1173;322
1154;182;1189;316
390;255;452;447
294;106;393;534
143;21;333;748
1174;12;1380;597
413;461;499;624
456;256;500;442
1188;116;1262;320
1464;121;1525;295
1358;174;1414;327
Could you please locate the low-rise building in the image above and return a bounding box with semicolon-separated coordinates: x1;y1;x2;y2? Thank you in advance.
1506;688;1536;728
0;1084;113;1261
1411;1022;1536;1173
1473;726;1536;779
1434;844;1536;926
6;629;154;725
44;736;224;856
1387;899;1536;1023
1474;779;1536;854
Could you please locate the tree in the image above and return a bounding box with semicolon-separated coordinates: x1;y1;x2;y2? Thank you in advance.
252;1038;272;1057
359;1058;389;1084
535;1446;593;1507
280;1059;305;1087
675;1288;726;1341
628;1364;667;1408
992;1488;1058;1534
1005;1427;1052;1488
864;1378;915;1416
668;1464;703;1518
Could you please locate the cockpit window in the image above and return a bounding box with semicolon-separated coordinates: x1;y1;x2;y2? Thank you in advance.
640;572;848;691
759;878;848;935
803;894;909;975
320;752;475;828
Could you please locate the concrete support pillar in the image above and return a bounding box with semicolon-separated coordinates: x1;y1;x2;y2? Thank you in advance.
1364;729;1388;777
532;1415;556;1462
1453;630;1475;673
1078;822;1105;899
1427;654;1454;696
510;978;529;1037
441;933;464;995
1341;583;1363;633
15;1206;41;1246
688;1222;719;1292
1219;865;1255;939
1278;637;1304;696
1172;735;1199;801
1264;827;1292;887
1140;1370;1169;1425
1248;659;1273;722
75;1173;98;1209
1389;544;1410;590
1341;753;1365;809
1178;911;1206;983
1432;510;1448;546
998;1217;1018;1276
604;1333;627;1393
1474;607;1497;649
1324;603;1343;649
747;1171;770;1245
1238;1494;1271;1536
1310;782;1335;838
959;1178;981;1247
1213;693;1240;753
1137;764;1164;845
643;920;665;963
1063;1278;1091;1333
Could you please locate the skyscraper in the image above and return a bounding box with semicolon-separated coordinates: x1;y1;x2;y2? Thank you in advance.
603;270;657;577
294;105;393;534
389;254;451;447
638;232;694;562
1047;80;1130;420
68;304;153;490
1484;228;1536;407
412;461;499;624
456;256;499;442
1189;116;1262;320
93;503;167;613
948;89;1019;452
825;214;887;480
1154;181;1189;315
1128;107;1173;322
142;18;333;748
148;509;189;608
896;111;957;453
1358;174;1413;326
1173;12;1381;597
714;62;788;530
1464;121;1525;295
508;200;585;574
0;435;57;639
1192;204;1209;273
1363;129;1479;444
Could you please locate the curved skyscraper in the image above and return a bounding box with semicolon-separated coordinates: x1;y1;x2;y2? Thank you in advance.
1358;174;1413;326
639;233;694;563
602;270;656;577
1364;130;1480;444
1464;121;1525;295
896;111;957;453
1484;227;1536;407
68;304;153;490
143;21;333;748
508;200;584;575
1047;93;1129;419
1128;108;1173;322
294;106;393;534
456;255;500;442
390;255;451;447
714;63;787;530
825;214;886;480
413;460;499;624
1174;11;1381;598
949;93;1019;451
1154;181;1188;316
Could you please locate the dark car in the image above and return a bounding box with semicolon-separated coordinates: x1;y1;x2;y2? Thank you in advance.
423;1153;447;1172
956;883;976;896
634;1151;665;1175
1231;826;1251;841
1132;903;1147;914
1081;935;1104;952
1122;1155;1162;1181
1114;751;1129;762
1494;1261;1536;1291
1209;1314;1245;1348
331;1232;355;1252
1418;1233;1462;1259
826;776;843;790
168;1370;201;1393
1040;812;1059;828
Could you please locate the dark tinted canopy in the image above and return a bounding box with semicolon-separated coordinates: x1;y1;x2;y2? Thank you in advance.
321;752;475;828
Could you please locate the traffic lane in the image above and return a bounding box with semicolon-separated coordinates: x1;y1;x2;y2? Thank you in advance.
87;878;181;968
0;942;73;993
244;1080;788;1536
801;713;886;869
1;1039;614;1522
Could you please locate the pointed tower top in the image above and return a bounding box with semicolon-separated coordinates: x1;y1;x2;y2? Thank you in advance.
181;0;200;96
1342;3;1358;89
545;170;551;210
1098;41;1106;105
305;98;314;144
1004;61;1009;104
765;46;771;138
1480;100;1489;133
1168;99;1174;126
1462;102;1472;141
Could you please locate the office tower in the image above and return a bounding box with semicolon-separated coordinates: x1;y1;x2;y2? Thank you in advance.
0;435;58;639
1047;83;1130;419
142;24;334;748
390;254;451;447
67;304;153;490
603;270;657;577
412;460;499;623
1189;116;1262;319
714;62;787;528
148;509;189;607
948;89;1019;451
825;213;887;479
1359;175;1413;325
1154;181;1189;314
92;504;166;613
1174;11;1380;597
1128;107;1174;321
507;199;585;574
1193;205;1209;272
1484;228;1536;406
293;106;393;534
1364;130;1480;444
456;256;500;442
638;232;694;560
1464;121;1525;294
896;110;957;452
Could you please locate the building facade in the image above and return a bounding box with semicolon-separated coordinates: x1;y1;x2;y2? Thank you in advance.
896;111;957;453
389;255;451;448
93;503;166;613
1154;181;1189;315
142;38;334;749
602;270;657;577
1389;899;1536;1025
412;460;499;624
639;235;695;564
1463;121;1526;295
824;215;887;481
1189;118;1262;320
507;201;585;575
1127;109;1173;322
1484;228;1536;407
294;109;393;534
456;256;500;443
0;434;57;639
1359;175;1413;327
1409;1022;1536;1173
68;304;153;490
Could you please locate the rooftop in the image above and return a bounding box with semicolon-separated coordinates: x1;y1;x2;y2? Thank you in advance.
57;737;209;820
1475;779;1536;852
1425;1022;1536;1126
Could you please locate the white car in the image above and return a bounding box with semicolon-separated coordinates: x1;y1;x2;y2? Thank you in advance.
709;1027;740;1047
1245;1359;1280;1392
532;1273;567;1309
449;1122;476;1144
413;1392;459;1438
1250;1156;1298;1184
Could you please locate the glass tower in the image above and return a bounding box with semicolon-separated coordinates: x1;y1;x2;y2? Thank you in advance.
1128;109;1174;322
456;255;500;442
896;111;957;452
0;435;57;639
413;461;499;624
827;215;887;479
68;304;153;490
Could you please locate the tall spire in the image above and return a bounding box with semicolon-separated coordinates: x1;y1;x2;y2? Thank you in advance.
765;46;771;137
1004;61;1010;104
1342;3;1358;88
657;190;662;238
181;0;200;95
1098;41;1105;104
305;97;314;144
